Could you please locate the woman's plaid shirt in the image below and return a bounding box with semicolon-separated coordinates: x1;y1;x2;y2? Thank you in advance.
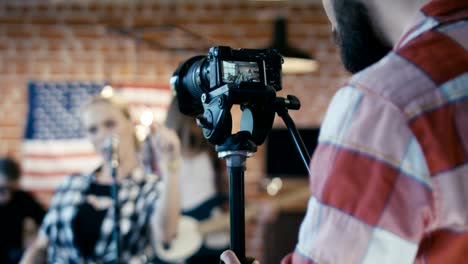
40;168;160;264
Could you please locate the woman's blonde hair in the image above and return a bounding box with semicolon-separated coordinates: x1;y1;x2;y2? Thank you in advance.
80;94;140;150
80;94;132;120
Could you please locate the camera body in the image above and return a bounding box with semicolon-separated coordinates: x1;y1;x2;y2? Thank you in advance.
171;46;283;145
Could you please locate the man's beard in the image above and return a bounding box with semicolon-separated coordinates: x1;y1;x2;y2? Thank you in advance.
332;1;392;73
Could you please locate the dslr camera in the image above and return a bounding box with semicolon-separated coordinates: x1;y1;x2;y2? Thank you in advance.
171;46;283;145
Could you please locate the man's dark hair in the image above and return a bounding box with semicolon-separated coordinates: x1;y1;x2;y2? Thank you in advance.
0;157;21;181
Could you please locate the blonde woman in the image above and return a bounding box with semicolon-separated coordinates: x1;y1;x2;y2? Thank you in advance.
21;95;180;263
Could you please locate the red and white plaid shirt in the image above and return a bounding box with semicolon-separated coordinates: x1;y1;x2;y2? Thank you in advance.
283;0;468;263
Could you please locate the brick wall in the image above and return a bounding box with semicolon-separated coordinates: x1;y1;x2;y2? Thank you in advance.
0;0;349;261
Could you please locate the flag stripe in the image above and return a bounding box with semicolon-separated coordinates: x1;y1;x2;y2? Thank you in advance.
23;156;101;174
23;139;96;153
21;176;69;190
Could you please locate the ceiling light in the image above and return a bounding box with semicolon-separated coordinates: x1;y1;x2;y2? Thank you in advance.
268;17;319;74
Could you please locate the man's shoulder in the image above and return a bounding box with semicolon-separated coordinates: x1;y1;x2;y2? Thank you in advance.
348;21;467;115
348;52;438;111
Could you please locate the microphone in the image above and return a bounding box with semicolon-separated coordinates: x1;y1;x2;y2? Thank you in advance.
104;136;120;169
104;136;122;263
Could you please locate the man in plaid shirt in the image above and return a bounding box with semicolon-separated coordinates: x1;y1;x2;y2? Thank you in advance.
222;0;468;263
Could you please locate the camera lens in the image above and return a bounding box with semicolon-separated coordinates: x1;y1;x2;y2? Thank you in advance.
171;55;210;116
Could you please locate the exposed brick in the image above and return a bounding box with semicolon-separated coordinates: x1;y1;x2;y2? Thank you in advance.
6;25;35;38
0;125;24;139
38;25;68;38
0;139;22;158
62;15;97;26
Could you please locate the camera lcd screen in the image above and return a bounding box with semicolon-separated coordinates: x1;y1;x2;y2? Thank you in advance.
221;60;262;84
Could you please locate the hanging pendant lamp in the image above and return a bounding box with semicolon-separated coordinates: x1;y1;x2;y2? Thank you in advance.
268;17;319;74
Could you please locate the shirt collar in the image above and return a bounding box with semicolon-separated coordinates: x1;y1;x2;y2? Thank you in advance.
395;0;468;50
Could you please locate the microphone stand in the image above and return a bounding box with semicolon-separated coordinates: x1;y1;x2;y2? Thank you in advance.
107;137;121;264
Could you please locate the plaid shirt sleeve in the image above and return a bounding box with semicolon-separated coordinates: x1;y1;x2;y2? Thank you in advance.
283;1;468;263
284;84;434;264
39;174;79;238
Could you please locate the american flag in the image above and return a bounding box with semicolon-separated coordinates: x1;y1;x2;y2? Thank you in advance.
22;81;172;204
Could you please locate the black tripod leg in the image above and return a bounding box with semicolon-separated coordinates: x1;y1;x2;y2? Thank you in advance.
277;110;311;174
229;166;246;260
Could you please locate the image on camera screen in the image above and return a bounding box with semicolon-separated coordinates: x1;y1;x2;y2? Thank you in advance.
221;60;261;84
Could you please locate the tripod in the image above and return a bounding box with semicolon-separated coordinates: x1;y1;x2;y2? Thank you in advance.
217;95;310;264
